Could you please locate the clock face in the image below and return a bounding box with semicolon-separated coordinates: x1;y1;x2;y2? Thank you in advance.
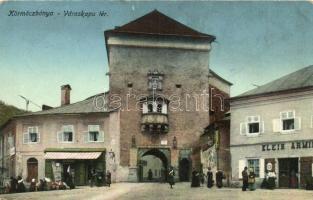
267;163;273;171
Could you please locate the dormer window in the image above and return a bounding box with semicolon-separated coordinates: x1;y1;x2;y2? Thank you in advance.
148;70;163;90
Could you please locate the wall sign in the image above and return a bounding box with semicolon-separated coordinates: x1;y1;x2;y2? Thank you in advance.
262;140;313;152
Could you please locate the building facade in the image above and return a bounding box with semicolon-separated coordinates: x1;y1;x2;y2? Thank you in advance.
105;10;217;182
230;66;313;188
0;87;120;185
200;70;232;184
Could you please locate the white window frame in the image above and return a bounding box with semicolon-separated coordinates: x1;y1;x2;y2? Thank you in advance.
240;116;263;137
58;125;74;143
87;125;104;143
280;110;296;133
23;126;39;144
246;116;261;136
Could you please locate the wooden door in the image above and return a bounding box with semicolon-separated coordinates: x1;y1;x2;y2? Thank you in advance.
27;158;38;182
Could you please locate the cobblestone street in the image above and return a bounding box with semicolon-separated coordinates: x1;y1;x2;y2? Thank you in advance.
1;183;313;200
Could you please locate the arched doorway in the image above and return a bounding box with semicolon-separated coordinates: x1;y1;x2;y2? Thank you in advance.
27;158;38;182
179;158;190;181
138;148;170;182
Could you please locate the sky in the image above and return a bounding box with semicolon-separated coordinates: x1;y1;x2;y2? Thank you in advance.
1;1;313;111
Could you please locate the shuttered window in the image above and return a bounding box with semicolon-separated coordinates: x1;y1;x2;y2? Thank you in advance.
85;125;104;143
23;126;40;144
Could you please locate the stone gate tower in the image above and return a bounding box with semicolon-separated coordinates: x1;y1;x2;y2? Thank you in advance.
105;10;215;182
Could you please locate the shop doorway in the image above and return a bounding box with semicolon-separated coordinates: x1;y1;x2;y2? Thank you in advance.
278;158;299;188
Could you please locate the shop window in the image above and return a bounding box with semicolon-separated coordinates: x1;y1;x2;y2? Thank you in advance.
87;125;104;142
58;125;74;143
23;127;40;144
247;159;260;177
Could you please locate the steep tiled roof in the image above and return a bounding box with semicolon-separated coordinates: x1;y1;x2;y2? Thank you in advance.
106;10;215;41
235;65;313;98
16;93;108;117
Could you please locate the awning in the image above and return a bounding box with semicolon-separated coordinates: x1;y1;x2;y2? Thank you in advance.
44;152;102;160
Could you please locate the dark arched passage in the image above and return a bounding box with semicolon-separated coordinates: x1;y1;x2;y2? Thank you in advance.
138;148;170;182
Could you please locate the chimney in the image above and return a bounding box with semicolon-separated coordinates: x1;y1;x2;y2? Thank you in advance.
61;84;71;106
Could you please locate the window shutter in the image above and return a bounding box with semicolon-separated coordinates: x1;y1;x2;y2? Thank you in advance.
295;117;301;130
259;158;265;178
37;132;40;143
23;133;29;144
240;123;246;135
311;116;313;128
98;131;104;142
238;159;246;179
84;131;89;143
57;132;63;143
259;121;265;134
272;119;281;133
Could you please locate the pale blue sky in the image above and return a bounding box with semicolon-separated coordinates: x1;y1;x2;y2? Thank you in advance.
1;1;313;111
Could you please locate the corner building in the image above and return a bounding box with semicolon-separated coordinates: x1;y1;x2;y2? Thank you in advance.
230;66;313;188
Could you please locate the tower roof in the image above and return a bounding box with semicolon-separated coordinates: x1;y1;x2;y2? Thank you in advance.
105;10;215;42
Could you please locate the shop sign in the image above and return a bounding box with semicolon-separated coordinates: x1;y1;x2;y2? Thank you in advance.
262;140;313;152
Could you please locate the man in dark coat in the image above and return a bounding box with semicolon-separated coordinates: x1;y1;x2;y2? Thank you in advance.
168;166;175;189
9;177;17;193
148;169;153;181
106;170;111;187
207;167;214;188
216;170;225;188
242;167;249;191
191;168;200;187
16;176;26;193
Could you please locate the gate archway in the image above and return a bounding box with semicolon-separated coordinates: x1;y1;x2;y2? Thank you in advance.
27;157;38;182
138;148;170;182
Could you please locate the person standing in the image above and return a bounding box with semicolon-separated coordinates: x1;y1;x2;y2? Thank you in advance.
106;170;111;187
248;168;256;191
90;169;96;187
148;169;153;181
216;170;224;188
168;166;175;189
9;177;17;193
242;167;248;191
191;168;200;187
207;167;214;188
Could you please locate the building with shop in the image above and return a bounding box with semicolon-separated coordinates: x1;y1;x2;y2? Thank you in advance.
230;65;313;188
0;86;120;185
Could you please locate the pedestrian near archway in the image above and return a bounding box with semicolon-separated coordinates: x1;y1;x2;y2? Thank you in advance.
168;166;175;189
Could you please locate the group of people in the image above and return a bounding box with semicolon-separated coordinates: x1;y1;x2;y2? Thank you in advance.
191;167;225;188
167;166;226;189
5;176;69;194
241;167;256;191
89;170;111;187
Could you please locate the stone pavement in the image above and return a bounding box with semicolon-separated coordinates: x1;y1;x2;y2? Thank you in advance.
0;182;313;200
